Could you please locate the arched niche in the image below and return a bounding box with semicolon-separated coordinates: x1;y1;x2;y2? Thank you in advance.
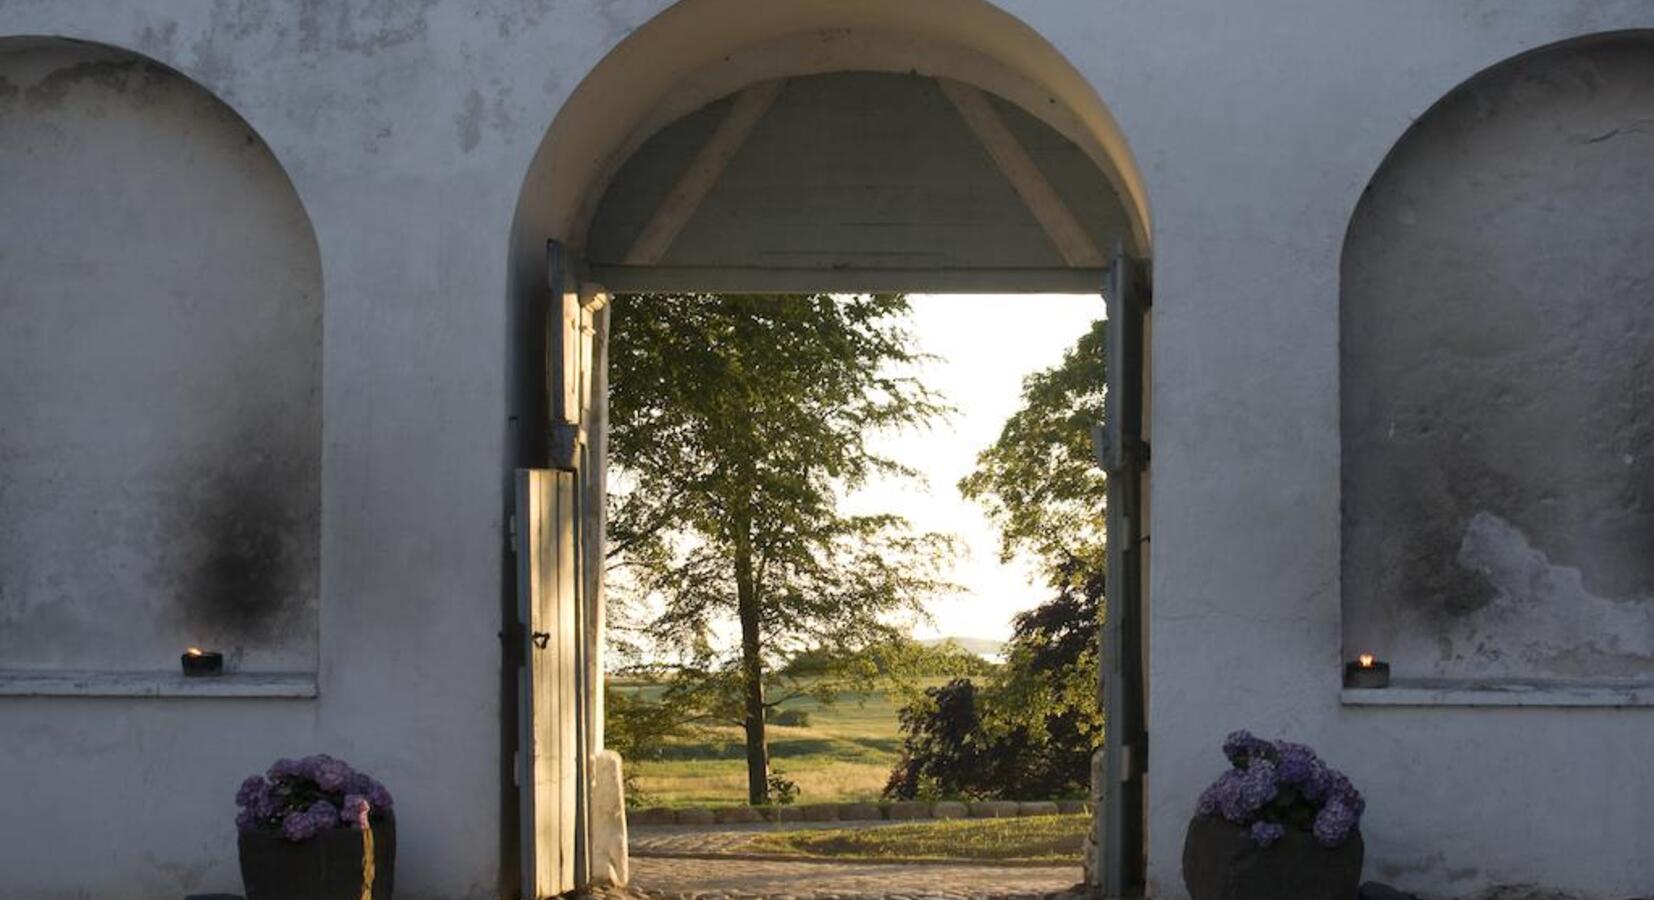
0;38;323;673
1341;32;1654;681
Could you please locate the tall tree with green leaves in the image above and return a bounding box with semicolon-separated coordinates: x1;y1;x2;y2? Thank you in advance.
886;318;1110;800
606;293;956;804
959;319;1109;588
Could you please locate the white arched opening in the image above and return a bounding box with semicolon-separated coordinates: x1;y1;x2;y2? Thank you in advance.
506;3;1152;894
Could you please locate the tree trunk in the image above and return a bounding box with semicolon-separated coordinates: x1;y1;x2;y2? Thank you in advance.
734;510;768;806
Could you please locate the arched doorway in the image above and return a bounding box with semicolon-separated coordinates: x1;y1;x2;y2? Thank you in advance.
508;3;1152;896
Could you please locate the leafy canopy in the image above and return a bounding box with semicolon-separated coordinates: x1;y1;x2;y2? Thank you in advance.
607;292;956;663
605;292;959;802
958;319;1108;586
888;318;1110;801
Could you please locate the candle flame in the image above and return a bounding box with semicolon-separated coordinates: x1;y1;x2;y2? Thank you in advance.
1358;653;1375;668
186;647;204;657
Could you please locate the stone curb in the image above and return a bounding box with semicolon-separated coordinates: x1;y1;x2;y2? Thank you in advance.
629;800;1089;826
626;849;1085;869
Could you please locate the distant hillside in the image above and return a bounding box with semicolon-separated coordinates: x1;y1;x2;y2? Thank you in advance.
919;636;1005;659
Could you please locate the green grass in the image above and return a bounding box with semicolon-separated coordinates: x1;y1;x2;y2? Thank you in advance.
614;680;937;807
744;814;1089;863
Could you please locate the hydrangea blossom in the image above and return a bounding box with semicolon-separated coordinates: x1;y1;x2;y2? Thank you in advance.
341;794;372;831
236;755;394;842
1196;730;1363;849
1249;820;1286;848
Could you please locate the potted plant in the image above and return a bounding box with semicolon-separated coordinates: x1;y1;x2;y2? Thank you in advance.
1182;731;1364;900
235;755;397;900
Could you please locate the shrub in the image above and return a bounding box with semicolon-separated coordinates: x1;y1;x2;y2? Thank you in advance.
885;568;1102;801
769;708;811;728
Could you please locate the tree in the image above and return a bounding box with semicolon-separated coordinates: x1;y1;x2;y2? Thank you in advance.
958;319;1109;588
884;568;1101;800
887;319;1110;800
606;293;956;804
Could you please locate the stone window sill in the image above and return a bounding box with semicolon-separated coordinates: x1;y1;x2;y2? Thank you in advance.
1341;677;1654;708
0;669;318;699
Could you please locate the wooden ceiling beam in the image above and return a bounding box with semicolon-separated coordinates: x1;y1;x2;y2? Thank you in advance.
621;79;786;266
938;78;1106;269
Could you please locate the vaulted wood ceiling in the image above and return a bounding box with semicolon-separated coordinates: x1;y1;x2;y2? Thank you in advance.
584;72;1136;293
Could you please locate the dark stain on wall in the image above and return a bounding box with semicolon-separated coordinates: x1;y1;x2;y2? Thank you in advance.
176;466;315;641
23;59;140;108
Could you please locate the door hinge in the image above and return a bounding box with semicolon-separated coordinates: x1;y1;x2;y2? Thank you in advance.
507;513;518;551
1121;737;1148;783
513;750;521;787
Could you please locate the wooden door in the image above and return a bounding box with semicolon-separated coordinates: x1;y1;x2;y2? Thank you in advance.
518;241;615;897
516;467;580;898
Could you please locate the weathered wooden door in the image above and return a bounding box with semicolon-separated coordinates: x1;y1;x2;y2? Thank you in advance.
518;241;614;898
516;467;580;898
1094;248;1150;896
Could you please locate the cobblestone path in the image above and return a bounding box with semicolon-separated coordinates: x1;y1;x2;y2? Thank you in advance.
611;824;1086;900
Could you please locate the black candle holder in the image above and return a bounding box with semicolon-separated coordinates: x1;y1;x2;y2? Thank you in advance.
1343;658;1389;689
181;650;224;677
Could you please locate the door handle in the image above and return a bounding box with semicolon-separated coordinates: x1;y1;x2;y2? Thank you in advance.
531;631;551;649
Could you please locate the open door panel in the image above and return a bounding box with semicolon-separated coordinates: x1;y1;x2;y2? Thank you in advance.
516;468;580;898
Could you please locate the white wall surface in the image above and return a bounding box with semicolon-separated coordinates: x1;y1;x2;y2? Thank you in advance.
0;3;1652;899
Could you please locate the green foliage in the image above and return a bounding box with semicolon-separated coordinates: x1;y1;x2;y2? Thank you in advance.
887;320;1109;800
781;636;995;682
605;682;703;803
884;571;1100;801
768;708;811;727
766;771;800;806
958;318;1108;587
606;293;958;803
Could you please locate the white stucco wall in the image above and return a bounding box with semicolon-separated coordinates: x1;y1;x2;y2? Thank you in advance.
2;3;1653;900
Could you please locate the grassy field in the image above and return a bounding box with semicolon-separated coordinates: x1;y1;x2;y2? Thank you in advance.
745;814;1089;862
613;680;937;807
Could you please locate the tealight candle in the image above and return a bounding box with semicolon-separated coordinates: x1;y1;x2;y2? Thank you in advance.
1343;653;1389;688
181;647;224;677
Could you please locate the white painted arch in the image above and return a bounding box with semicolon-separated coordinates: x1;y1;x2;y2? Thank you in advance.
512;0;1152;265
505;1;1155;893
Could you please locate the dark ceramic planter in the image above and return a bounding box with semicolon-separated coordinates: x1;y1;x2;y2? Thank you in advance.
239;815;396;900
1182;815;1362;900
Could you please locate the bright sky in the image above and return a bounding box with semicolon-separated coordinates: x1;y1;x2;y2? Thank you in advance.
848;294;1100;646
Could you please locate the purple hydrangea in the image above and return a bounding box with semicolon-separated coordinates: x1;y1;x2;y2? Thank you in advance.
237;755;392;841
1249;820;1286;848
1221;730;1274;768
348;771;395;812
308;755;356;792
1196;731;1363;848
341;794;372;830
235;776;268;808
280;802;337;842
267;757;304;780
1313;799;1359;847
